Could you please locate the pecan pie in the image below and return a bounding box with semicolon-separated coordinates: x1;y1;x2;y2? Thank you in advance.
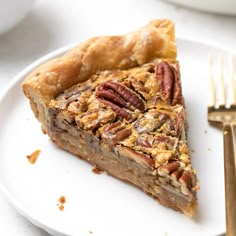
22;19;199;216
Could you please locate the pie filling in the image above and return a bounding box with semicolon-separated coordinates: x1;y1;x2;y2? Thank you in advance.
47;60;198;216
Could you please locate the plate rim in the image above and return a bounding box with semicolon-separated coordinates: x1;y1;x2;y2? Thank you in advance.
0;37;233;236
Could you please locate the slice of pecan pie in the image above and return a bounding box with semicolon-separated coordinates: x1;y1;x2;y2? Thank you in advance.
22;19;199;216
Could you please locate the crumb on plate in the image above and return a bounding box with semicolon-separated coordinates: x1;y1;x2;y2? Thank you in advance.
88;230;93;234
58;204;64;211
92;166;104;175
26;149;41;164
58;196;66;211
58;196;66;204
190;148;196;153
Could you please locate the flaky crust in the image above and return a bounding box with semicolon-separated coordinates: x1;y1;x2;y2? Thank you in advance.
22;19;176;129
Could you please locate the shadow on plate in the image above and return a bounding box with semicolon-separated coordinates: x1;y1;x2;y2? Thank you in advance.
0;11;52;64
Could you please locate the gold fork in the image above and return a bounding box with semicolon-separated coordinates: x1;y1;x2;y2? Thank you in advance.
208;54;236;236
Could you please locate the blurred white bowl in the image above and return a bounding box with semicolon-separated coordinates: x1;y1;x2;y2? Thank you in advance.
166;0;236;15
0;0;35;34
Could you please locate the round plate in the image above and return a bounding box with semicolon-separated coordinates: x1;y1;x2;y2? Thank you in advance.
165;0;236;15
0;38;231;236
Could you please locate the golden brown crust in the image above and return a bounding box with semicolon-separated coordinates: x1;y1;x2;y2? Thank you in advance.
22;19;176;109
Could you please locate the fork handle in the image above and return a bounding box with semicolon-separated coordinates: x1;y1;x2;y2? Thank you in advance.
223;123;236;236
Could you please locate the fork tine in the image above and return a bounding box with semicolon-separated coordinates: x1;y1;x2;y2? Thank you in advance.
218;54;226;107
208;53;215;108
228;55;236;107
208;54;236;236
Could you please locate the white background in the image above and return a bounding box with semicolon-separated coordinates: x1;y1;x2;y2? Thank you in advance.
0;0;236;235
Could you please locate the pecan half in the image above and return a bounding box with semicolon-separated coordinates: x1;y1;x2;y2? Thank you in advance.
158;161;184;189
158;161;180;175
100;121;132;144
117;146;155;169
175;108;185;136
97;99;132;121
179;170;195;195
156;61;182;105
179;170;193;188
96;81;145;120
171;168;184;181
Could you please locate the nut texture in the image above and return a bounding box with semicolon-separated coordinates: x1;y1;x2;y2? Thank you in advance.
96;81;145;120
179;170;193;188
159;161;180;174
49;60;198;208
76;108;116;130
134;110;172;133
156;61;182;105
117;146;155;169
100;121;132;144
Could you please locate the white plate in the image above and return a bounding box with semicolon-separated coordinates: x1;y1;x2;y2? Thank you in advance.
165;0;236;15
0;38;231;236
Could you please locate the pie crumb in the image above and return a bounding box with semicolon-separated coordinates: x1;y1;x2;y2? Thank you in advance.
88;230;93;234
190;148;196;154
58;196;66;204
204;130;208;134
208;147;211;151
92;166;104;174
58;196;66;211
58;204;64;211
26;149;41;164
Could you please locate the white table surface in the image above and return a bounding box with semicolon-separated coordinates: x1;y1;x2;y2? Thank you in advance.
0;0;235;235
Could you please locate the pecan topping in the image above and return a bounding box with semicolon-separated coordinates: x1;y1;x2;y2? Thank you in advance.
158;161;195;195
96;81;145;120
179;154;190;164
179;170;196;195
55;85;92;109
175;108;186;137
136;134;154;148
97;100;132;121
156;61;182;105
158;161;180;175
76;108;116;130
171;168;184;181
100;121;132;144
153;134;178;150
152;149;175;168
179;170;193;188
134;110;173;134
117;146;155;169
